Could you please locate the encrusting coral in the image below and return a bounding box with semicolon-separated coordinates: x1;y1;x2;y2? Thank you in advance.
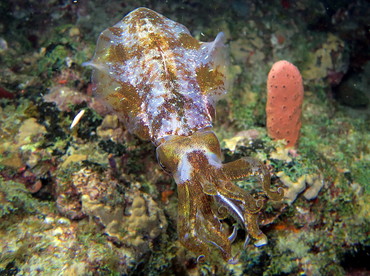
96;114;126;143
302;34;348;85
277;171;324;204
55;167;167;257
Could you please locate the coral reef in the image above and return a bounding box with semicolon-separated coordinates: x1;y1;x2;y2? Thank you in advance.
0;0;369;275
56;166;168;257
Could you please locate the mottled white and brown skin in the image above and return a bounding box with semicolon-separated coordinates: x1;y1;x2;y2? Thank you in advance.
85;7;227;144
86;7;282;263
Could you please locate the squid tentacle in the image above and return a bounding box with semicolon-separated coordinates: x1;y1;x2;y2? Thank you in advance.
177;183;212;259
156;130;283;261
215;178;263;214
221;157;283;201
245;213;268;247
178;180;234;262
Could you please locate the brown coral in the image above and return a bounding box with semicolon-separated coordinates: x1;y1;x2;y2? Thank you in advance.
55;167;167;257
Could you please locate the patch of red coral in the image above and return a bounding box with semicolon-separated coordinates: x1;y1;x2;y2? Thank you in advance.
266;60;304;147
0;86;15;99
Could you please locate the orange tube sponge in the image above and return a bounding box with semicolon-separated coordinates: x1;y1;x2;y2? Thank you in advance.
266;60;304;147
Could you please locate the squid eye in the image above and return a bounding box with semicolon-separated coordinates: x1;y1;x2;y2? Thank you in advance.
156;151;171;174
158;160;171;174
158;159;166;170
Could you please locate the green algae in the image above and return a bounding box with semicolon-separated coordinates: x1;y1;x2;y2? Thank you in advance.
0;178;44;217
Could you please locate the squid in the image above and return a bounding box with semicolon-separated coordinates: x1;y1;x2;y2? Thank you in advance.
84;7;283;263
